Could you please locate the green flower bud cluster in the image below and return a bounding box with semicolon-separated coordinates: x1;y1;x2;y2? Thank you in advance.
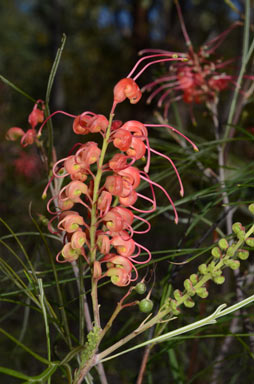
165;206;254;320
167;298;181;315
81;326;101;364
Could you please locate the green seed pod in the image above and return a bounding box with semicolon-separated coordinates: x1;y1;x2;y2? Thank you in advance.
213;276;225;285
190;274;198;284
248;203;254;215
237;249;249;260
139;299;154;313
196;287;209;298
218;239;229;250
211;247;222;259
183;297;195;308
232;222;243;234
226;246;235;257
245;237;254;248
198;264;208;275
173;289;182;301
135;282;147;295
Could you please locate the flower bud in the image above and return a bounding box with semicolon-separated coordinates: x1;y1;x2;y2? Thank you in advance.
245;237;254;247
232;222;244;234
213;276;225;284
183;297;195;308
237;249;249;260
196;287;208;298
224;259;240;270
226;246;235;257
211;247;222;258
218;238;228;250
198;264;208;275
248;203;254;215
173;289;182;301
190;274;198;284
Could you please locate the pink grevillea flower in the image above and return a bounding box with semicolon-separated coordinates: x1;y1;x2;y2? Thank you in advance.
28;99;45;129
113;78;142;105
57;242;87;263
5;127;25;141
141;1;245;116
102;254;136;287
97;232;111;255
58;211;85;233
73;113;108;135
6;100;45;147
44;49;198;287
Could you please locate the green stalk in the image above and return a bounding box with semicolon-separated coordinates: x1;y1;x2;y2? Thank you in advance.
38;279;51;384
89;113;114;329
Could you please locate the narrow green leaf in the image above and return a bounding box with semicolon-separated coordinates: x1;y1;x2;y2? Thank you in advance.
0;327;50;365
0;75;35;102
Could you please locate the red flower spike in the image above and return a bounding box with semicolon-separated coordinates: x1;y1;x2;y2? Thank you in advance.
6;127;25;141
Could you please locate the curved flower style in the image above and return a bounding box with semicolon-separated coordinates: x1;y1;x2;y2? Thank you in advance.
43;52;198;287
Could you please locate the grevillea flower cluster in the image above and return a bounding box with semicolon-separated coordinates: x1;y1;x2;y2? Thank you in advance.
40;53;198;287
6;99;45;147
141;1;251;117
